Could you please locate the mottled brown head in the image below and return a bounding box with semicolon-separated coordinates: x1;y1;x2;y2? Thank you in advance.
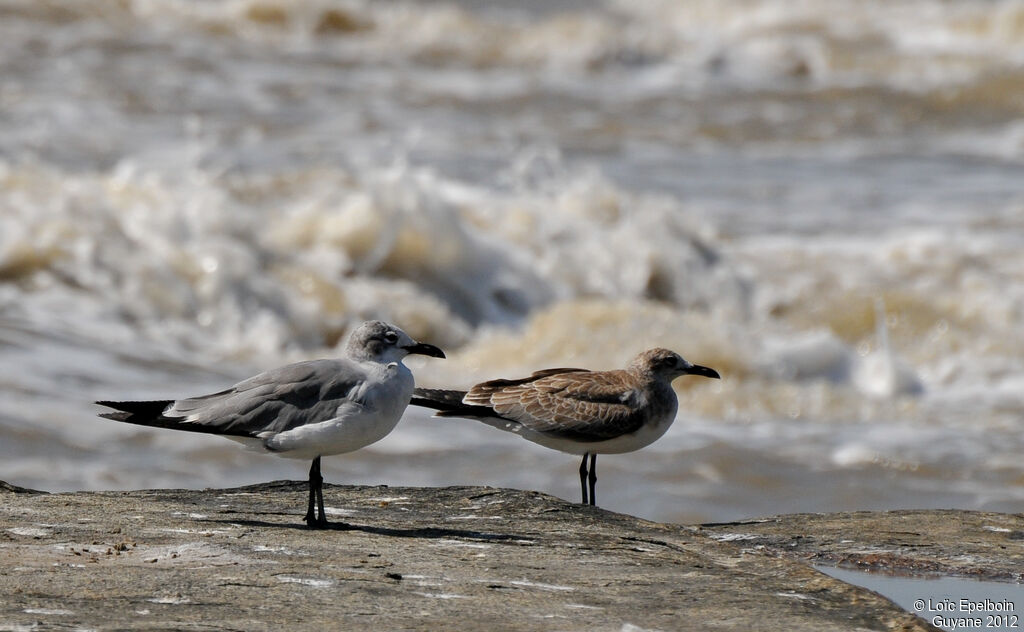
629;348;720;381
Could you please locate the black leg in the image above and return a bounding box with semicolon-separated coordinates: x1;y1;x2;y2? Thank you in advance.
315;470;326;526
305;456;327;528
587;453;597;506
578;453;589;505
304;458;316;525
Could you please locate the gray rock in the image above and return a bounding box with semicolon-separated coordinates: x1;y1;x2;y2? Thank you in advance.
2;480;1003;630
699;510;1024;582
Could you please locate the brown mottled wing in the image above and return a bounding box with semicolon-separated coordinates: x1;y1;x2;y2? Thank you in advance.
465;369;645;442
413;369;588;417
463;368;590;391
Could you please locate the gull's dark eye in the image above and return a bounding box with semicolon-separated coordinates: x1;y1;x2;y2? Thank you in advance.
659;356;677;369
383;331;399;344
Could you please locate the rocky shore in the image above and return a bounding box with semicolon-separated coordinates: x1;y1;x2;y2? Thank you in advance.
2;480;1021;630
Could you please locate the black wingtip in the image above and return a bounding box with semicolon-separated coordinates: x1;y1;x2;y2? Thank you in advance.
410;388;467;412
97;411;131;422
94;400;174;425
410;389;499;419
94;399;259;439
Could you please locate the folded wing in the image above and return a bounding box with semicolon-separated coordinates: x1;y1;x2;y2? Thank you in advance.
97;359;365;438
415;368;646;443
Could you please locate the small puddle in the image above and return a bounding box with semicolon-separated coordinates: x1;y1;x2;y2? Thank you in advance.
817;566;1023;631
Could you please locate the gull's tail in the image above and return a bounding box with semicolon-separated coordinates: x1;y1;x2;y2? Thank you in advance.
411;388;529;439
96;400;174;425
410;388;496;418
96;399;226;436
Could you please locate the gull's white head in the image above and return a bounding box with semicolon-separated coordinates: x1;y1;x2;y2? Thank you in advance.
629;348;720;382
345;320;446;364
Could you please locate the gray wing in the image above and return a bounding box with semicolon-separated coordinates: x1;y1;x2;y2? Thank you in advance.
463;370;647;442
164;359;366;436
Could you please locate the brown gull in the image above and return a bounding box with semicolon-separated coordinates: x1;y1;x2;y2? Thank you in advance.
411;348;719;506
96;321;445;529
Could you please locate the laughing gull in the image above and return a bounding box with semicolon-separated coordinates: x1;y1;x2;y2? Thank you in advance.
96;321;444;528
411;348;719;506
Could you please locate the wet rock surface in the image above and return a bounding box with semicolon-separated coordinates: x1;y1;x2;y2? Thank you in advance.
699;510;1024;582
2;481;1015;631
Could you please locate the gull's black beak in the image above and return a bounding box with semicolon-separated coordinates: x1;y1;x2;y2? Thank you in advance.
686;364;720;379
403;342;446;359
